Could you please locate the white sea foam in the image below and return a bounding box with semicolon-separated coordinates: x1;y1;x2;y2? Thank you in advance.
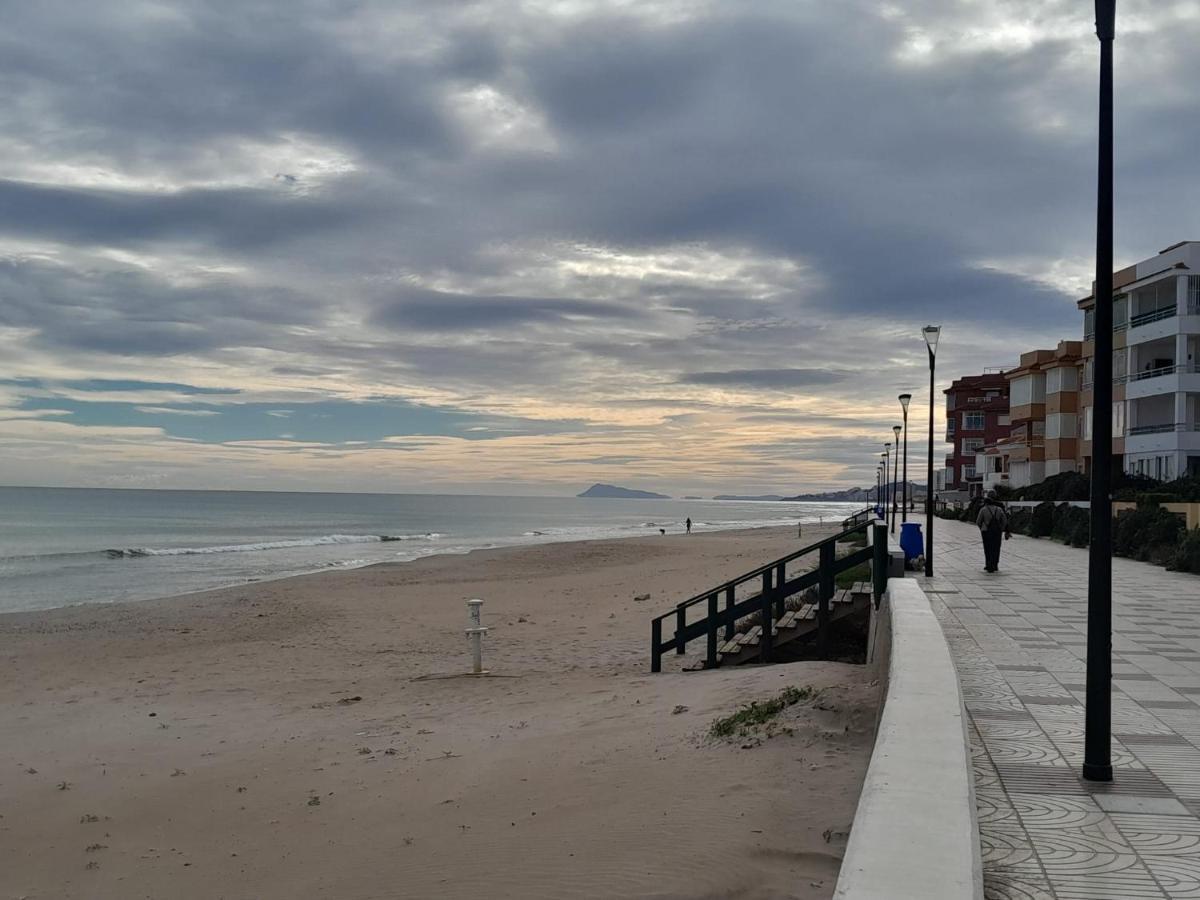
108;533;441;558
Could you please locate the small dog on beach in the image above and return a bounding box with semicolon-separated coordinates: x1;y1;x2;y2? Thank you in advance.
659;528;665;535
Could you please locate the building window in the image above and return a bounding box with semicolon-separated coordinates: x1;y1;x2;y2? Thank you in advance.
1083;358;1094;386
946;419;956;436
1113;295;1128;328
945;393;956;411
962;438;984;454
1113;349;1127;379
963;465;977;480
1083;406;1093;440
963;412;985;431
1084;308;1095;338
1190;276;1200;313
1113;401;1125;437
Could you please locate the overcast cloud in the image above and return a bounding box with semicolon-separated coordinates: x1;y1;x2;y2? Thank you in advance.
1;0;1197;495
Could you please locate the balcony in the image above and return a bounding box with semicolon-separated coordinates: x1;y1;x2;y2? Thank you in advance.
1131;306;1177;328
1126;363;1200;399
1125;420;1200;453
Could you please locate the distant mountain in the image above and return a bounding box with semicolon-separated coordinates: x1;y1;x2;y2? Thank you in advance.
782;487;873;502
712;494;785;502
783;483;926;502
577;483;671;499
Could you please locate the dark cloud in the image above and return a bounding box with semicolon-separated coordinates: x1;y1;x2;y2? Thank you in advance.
372;287;642;332
679;369;849;389
0;1;1196;489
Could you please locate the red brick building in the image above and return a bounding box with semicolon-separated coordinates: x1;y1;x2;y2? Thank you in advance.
944;373;1011;493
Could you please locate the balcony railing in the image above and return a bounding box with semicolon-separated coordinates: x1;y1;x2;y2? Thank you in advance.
1130;363;1200;381
1130;306;1177;328
1128;422;1200;436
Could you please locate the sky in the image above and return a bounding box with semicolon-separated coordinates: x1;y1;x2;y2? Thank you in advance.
1;0;1198;497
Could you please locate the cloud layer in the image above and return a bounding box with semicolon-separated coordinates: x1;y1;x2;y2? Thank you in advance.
1;0;1197;494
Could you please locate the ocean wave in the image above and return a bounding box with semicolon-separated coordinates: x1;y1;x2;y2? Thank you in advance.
105;533;442;558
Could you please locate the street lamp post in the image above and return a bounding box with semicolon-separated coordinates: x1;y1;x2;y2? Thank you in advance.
923;326;941;577
883;442;891;519
899;394;912;522
1084;0;1116;784
891;425;902;532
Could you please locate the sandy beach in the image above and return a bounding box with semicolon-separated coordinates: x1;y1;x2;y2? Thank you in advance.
0;525;878;900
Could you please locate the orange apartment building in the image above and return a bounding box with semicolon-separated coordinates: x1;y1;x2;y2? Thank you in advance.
977;342;1083;492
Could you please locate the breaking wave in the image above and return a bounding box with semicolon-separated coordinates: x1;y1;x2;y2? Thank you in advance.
105;533;442;558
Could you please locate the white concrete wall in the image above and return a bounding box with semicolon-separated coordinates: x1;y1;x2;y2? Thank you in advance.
833;578;983;900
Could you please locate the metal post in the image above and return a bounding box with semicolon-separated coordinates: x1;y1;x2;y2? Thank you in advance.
466;598;488;675
891;425;901;533
706;593;719;669
775;563;786;618
675;606;687;655
900;396;911;523
924;329;939;578
760;569;773;663
651;618;662;673
1084;0;1115;784
818;541;834;656
724;586;736;640
872;522;888;608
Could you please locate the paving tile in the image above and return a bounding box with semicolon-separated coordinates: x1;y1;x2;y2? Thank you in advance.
929;520;1200;900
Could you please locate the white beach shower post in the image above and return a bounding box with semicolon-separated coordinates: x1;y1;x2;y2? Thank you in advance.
465;598;488;674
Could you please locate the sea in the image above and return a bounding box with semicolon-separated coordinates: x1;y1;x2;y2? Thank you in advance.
0;487;864;614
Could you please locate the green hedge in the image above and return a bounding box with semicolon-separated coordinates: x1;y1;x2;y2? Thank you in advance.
945;498;1197;573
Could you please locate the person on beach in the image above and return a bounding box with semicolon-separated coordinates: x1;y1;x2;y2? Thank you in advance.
685;517;692;534
976;490;1011;573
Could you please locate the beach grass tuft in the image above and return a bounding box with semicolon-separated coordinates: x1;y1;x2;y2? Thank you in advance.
709;685;816;738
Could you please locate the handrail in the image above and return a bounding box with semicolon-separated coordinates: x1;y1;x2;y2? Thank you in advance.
1130;306;1177;327
649;520;886;672
659;520;869;617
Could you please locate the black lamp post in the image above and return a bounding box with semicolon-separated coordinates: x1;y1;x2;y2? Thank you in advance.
923;326;941;577
883;442;891;518
899;394;912;521
891;424;902;533
1084;0;1116;784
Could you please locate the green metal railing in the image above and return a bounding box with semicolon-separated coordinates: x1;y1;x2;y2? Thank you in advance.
650;520;889;672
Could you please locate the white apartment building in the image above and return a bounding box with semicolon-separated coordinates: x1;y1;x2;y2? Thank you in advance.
1080;240;1200;481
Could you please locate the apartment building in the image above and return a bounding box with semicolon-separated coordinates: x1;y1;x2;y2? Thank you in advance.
976;342;1082;492
1079;240;1200;481
943;373;1010;493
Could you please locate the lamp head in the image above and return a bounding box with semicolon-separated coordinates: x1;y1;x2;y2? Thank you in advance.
893;424;902;438
884;442;891;451
922;325;941;355
899;392;912;412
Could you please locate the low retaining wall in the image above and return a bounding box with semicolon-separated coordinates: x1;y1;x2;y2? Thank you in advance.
833;578;983;900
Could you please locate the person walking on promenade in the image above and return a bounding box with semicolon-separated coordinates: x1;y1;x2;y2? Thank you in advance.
976;490;1011;573
685;517;692;534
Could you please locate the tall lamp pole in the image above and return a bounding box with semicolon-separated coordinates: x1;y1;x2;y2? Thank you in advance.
883;442;891;519
899;394;912;522
923;326;941;577
891;424;902;533
1084;0;1116;784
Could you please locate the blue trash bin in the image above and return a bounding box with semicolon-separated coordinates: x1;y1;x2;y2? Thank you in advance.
900;522;924;561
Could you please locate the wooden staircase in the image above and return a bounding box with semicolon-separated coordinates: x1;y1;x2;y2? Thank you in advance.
690;582;873;669
650;516;891;673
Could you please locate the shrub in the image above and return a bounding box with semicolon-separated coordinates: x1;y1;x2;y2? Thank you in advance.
1170;528;1200;573
1007;507;1032;536
1029;501;1056;538
1114;505;1185;563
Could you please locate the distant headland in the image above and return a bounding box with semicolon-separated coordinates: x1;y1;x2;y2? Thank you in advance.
577;483;671;499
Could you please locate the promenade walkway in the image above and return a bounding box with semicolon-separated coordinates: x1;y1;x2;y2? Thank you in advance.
923;519;1200;899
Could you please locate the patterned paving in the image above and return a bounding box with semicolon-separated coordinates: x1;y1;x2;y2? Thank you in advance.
924;519;1200;899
